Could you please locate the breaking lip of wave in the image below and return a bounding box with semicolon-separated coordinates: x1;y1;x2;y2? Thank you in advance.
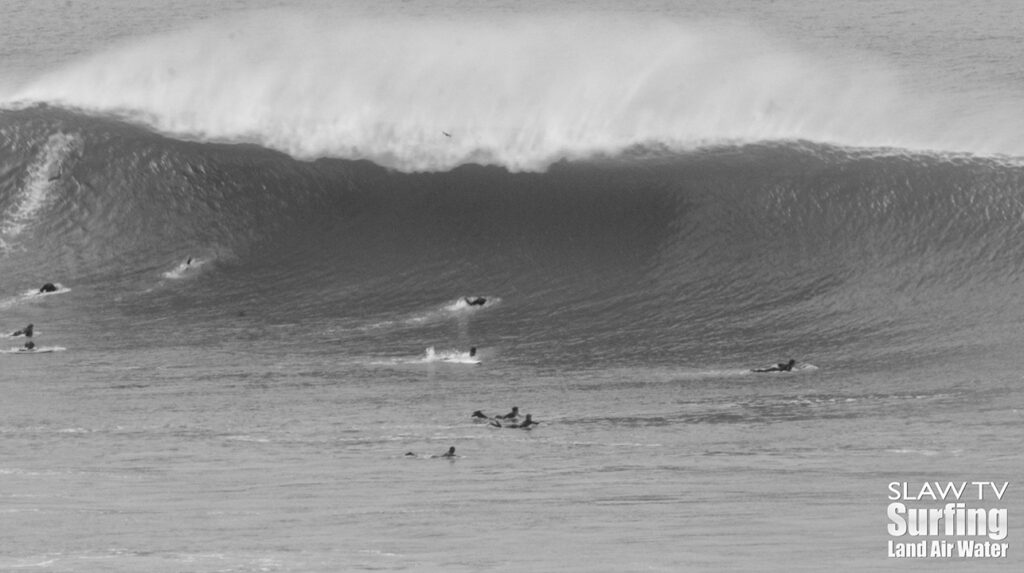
5;10;1024;172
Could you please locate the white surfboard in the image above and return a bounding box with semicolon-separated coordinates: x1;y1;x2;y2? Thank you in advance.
442;356;481;365
4;346;65;354
423;346;481;365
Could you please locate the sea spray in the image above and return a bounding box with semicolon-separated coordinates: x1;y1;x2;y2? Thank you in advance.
10;11;1015;171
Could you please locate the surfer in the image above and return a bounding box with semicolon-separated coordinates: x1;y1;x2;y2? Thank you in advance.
511;414;537;429
442;131;452;138
406;446;457;458
471;410;489;420
464;297;487;306
752;359;797;373
469;347;477;358
498;406;519;420
39;283;58;293
11;323;33;337
21;341;36;352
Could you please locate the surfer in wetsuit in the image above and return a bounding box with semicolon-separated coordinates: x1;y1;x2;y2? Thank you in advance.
39;283;58;293
464;297;486;306
752;359;797;373
471;410;489;420
21;341;36;351
511;414;537;429
406;446;458;458
498;406;519;420
11;323;33;337
469;347;477;357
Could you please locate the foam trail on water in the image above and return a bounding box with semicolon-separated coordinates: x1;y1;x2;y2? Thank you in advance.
162;257;208;279
1;132;79;243
6;11;1024;170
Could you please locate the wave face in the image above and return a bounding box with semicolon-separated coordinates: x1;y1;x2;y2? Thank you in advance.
6;11;1024;171
4;107;1024;370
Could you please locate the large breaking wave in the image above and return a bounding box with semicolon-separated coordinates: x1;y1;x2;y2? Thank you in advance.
4;11;1024;171
3;106;1024;368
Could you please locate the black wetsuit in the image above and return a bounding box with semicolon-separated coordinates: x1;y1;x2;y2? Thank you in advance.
513;415;537;429
753;360;796;373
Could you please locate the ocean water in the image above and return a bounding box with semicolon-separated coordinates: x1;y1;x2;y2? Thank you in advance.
1;1;1022;571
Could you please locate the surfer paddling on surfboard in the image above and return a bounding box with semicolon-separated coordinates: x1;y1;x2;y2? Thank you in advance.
404;446;457;459
509;414;537;429
497;406;519;420
752;359;797;373
11;323;33;337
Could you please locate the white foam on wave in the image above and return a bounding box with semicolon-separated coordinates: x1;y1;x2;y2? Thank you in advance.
162;257;208;279
1;132;80;243
0;284;70;310
363;347;480;367
8;11;1022;171
363;296;497;330
0;556;56;568
421;346;479;365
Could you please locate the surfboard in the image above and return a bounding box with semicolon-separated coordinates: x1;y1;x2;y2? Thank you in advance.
423;346;480;365
4;346;64;354
751;362;817;373
1;332;37;339
442;356;481;365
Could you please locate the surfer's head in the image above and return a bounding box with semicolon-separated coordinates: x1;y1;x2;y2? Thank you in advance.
469;346;477;357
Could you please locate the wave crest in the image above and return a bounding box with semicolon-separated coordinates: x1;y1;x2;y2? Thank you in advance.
5;10;1024;171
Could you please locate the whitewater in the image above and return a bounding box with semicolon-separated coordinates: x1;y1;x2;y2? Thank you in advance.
3;6;1024;170
1;1;1022;572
